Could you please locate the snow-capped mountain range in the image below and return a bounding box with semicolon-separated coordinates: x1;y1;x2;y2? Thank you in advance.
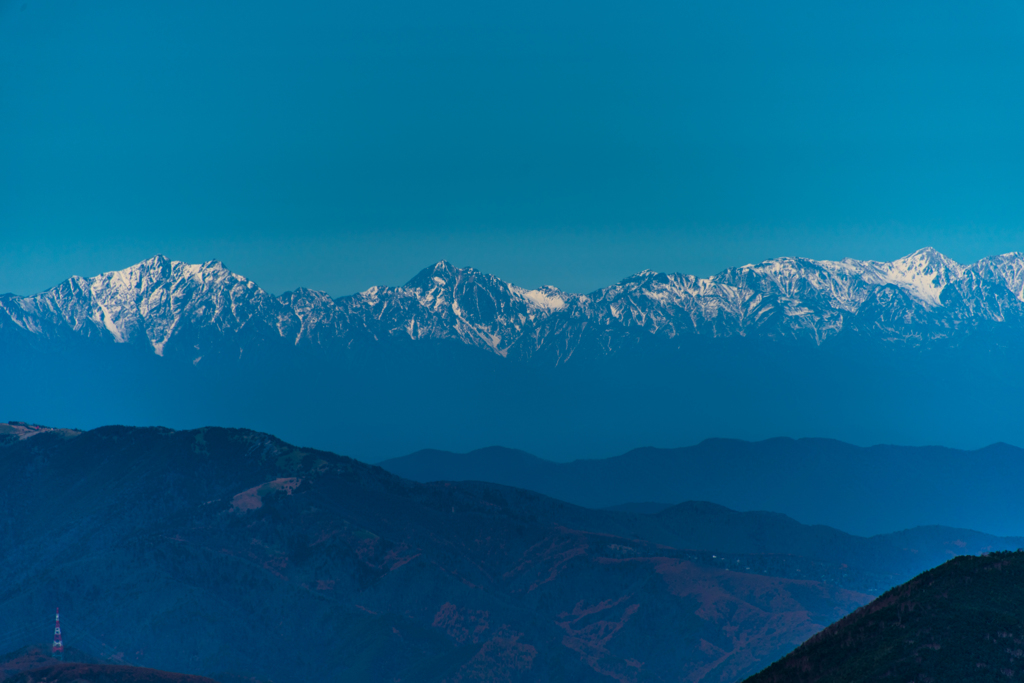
2;247;1023;364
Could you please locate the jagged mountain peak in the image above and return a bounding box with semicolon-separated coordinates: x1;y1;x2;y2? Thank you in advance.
612;269;674;288
899;245;947;260
695;248;966;310
970;251;1024;301
79;256;248;297
402;262;569;312
978;250;1024;263
887;246;963;275
631;268;662;278
876;247;965;307
137;253;172;267
82;256;260;306
8;256;273;355
404;260;479;288
381;261;574;354
4;248;1024;363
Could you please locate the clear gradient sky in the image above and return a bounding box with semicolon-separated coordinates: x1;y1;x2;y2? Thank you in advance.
2;0;1023;296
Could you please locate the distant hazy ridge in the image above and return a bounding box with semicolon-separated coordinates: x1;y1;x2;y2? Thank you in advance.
382;438;1024;537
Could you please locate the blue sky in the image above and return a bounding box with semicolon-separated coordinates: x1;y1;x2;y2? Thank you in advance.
2;0;1023;296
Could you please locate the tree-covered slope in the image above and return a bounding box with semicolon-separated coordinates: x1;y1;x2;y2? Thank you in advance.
744;551;1024;683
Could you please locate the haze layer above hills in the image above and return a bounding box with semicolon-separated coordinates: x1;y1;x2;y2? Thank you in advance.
4;424;1021;683
381;439;1024;537
3;249;1024;459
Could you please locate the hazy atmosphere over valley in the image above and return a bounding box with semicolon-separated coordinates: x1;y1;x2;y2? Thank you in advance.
3;1;1024;682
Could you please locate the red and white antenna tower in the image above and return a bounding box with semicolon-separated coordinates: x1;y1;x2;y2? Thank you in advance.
52;608;63;661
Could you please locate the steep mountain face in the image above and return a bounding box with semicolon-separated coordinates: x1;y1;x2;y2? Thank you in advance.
4;249;1024;462
382;439;1024;537
743;551;1024;683
0;257;282;359
346;261;573;356
0;257;574;362
5;423;995;683
3;248;1024;362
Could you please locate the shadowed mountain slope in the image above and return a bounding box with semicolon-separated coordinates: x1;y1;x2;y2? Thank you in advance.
2;425;881;683
6;425;1018;682
382;439;1024;536
743;551;1024;683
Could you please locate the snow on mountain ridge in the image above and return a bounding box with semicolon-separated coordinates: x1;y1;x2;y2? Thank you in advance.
9;255;277;356
2;249;1023;360
872;247;966;307
969;252;1024;302
361;261;576;355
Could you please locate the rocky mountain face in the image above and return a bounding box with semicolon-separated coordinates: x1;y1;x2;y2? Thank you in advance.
0;257;573;361
2;248;1023;363
4;249;1024;461
743;551;1024;683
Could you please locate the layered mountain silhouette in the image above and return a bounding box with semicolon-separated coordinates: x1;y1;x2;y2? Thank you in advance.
3;250;1024;460
381;439;1024;536
743;551;1024;683
4;424;1020;683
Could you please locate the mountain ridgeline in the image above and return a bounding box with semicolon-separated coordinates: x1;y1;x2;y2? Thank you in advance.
6;248;1024;358
3;248;1024;459
381;439;1024;537
3;424;1022;683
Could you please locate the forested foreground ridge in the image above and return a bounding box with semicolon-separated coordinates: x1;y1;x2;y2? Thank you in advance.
744;551;1024;683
